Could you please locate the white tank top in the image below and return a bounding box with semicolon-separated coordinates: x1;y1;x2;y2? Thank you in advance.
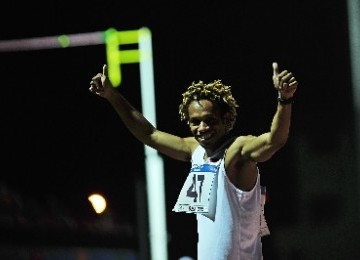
174;144;263;260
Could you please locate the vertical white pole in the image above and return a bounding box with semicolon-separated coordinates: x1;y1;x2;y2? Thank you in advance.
347;0;360;209
138;27;168;260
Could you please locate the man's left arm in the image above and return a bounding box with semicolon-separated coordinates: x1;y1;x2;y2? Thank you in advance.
241;62;298;162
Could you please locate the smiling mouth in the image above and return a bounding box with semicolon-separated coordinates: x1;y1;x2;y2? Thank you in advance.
197;133;213;142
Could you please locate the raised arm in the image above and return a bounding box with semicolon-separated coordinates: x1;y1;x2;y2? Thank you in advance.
239;62;298;162
89;64;197;161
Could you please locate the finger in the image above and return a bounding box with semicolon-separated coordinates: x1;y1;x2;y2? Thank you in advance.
289;76;296;83
282;72;293;82
91;73;102;81
289;81;298;87
272;62;279;77
89;86;96;93
102;64;108;77
91;79;99;88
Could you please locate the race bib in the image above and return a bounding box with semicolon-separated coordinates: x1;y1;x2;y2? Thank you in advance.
173;163;219;214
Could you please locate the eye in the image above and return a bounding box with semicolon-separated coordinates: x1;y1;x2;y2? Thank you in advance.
189;119;200;126
204;118;217;125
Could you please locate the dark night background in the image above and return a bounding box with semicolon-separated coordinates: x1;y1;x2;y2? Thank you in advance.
0;1;359;259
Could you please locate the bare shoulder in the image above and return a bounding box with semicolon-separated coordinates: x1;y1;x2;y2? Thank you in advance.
229;135;257;149
183;136;200;154
226;135;257;162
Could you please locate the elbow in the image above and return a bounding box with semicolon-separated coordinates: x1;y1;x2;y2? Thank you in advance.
270;139;288;154
271;133;289;149
275;139;287;149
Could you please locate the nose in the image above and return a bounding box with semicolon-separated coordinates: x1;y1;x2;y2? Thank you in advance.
198;121;209;132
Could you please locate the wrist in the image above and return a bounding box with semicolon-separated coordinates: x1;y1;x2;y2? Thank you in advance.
277;96;294;105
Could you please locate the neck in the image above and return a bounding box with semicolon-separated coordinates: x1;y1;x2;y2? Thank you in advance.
204;134;236;160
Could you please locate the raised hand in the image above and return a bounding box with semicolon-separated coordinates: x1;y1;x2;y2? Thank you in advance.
89;64;114;99
272;62;298;99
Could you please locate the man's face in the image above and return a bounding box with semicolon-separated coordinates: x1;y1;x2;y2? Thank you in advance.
188;99;228;150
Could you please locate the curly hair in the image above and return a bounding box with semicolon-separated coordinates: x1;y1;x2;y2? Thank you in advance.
179;79;239;131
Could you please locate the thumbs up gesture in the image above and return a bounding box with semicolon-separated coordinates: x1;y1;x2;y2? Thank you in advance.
272;62;298;100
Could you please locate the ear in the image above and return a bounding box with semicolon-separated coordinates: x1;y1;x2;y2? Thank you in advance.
223;112;233;132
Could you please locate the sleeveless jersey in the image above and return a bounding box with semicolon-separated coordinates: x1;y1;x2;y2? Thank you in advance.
173;143;263;260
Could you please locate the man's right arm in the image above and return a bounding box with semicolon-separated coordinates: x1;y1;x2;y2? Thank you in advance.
89;64;197;162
